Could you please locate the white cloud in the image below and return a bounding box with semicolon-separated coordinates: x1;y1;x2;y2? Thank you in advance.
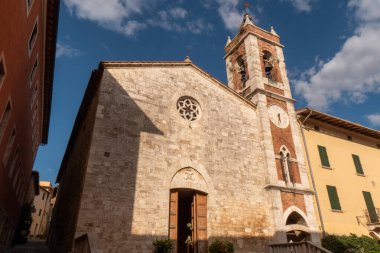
366;114;380;127
282;0;314;12
295;0;380;110
348;0;380;23
147;11;184;33
56;42;81;58
200;0;213;9
147;10;212;34
64;0;215;36
169;7;187;19
64;0;150;36
64;0;127;22
216;0;242;32
187;19;213;34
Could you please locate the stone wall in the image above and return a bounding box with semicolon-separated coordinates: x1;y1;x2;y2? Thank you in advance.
74;64;275;253
48;70;102;253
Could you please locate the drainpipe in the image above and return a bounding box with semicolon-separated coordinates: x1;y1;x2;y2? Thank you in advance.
298;111;326;238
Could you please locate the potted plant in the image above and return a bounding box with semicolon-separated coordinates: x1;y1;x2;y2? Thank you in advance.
152;239;173;253
185;223;193;253
209;239;234;253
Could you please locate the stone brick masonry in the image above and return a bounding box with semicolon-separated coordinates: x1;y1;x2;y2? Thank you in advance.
73;64;276;253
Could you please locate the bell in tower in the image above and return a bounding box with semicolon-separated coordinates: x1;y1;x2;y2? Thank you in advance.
224;10;290;99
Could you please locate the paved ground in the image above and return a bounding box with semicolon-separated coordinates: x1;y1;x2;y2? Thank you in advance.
6;240;49;253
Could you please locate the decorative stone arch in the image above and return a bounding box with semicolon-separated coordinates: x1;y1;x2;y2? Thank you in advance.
170;167;208;193
283;206;311;242
283;206;309;227
166;159;214;193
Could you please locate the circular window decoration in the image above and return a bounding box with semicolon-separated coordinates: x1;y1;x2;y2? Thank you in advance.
177;96;201;121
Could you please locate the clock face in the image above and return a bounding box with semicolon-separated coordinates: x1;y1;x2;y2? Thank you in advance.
268;105;289;128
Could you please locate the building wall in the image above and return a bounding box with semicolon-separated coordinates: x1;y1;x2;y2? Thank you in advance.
0;0;58;248
69;65;276;253
48;71;102;253
29;181;53;237
30;183;53;238
302;119;380;236
0;0;47;248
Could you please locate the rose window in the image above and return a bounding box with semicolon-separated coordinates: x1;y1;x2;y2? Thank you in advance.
177;97;201;121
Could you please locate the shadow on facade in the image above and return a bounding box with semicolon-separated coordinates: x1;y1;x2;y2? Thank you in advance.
48;68;163;253
47;67;323;253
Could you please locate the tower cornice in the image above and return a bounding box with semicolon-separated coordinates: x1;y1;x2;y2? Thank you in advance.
246;88;296;103
224;29;283;59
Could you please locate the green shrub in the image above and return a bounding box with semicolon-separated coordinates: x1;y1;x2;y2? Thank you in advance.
152;239;173;253
209;240;234;253
322;234;380;253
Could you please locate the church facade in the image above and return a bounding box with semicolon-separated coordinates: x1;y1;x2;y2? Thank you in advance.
49;13;320;253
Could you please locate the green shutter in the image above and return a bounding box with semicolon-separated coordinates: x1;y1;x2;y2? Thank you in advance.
363;191;378;223
326;185;341;210
318;145;330;167
352;154;364;175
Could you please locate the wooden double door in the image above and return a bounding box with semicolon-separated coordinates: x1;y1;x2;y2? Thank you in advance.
169;189;207;253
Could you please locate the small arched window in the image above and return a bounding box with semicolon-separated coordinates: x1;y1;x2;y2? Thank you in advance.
280;146;294;184
263;51;277;81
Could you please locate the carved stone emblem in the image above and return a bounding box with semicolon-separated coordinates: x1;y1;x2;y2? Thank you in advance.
183;169;195;181
170;167;208;193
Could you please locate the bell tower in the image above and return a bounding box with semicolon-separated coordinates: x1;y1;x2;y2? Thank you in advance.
225;12;320;243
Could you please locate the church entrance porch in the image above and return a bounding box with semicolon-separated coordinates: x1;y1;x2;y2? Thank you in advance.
169;189;207;253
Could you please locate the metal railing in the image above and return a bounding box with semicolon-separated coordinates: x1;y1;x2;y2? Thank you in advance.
269;241;332;253
363;208;380;224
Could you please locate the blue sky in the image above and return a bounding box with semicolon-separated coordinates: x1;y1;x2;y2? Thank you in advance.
35;0;380;183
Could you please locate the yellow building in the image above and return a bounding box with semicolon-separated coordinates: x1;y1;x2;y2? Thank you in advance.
30;181;53;238
297;108;380;240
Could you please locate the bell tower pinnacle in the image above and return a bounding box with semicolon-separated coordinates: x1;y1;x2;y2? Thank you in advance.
224;10;292;100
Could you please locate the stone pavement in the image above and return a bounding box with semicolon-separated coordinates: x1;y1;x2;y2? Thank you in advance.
6;239;49;253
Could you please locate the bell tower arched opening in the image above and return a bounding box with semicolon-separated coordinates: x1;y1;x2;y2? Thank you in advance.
285;210;311;242
262;50;280;82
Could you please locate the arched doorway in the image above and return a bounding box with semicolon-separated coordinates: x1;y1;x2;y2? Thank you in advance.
285;211;310;242
169;168;208;253
170;189;207;253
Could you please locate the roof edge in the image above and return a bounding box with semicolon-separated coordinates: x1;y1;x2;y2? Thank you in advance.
41;0;60;144
100;61;257;109
297;108;380;139
56;69;103;183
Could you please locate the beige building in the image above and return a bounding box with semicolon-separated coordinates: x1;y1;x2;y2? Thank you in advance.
30;181;53;238
48;13;324;253
298;108;380;240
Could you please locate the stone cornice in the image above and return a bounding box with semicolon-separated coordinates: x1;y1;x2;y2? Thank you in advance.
224;30;284;59
265;184;314;195
246;88;296;103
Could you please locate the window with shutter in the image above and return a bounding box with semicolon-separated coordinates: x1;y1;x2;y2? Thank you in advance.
326;185;341;211
352;154;364;175
318;145;330;167
363;191;378;223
